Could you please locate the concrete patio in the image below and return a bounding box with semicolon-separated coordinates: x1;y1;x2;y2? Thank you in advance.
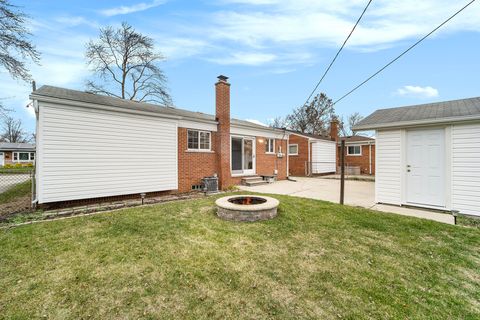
239;177;455;225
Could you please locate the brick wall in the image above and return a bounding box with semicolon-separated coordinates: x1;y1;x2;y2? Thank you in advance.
215;76;232;189
256;138;288;179
337;144;375;175
177;128;218;192
288;134;310;176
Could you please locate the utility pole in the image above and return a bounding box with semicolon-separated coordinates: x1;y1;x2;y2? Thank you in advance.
340;140;345;205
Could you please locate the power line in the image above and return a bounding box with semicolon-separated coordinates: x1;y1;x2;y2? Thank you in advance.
302;0;374;107
333;0;478;106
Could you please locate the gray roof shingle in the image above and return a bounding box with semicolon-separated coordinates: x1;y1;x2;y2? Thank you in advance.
354;97;480;130
31;85;280;132
0;142;35;151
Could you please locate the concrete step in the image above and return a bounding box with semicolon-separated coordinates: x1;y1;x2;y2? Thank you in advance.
242;176;263;182
244;180;268;187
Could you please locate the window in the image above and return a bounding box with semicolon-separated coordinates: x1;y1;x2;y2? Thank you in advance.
347;145;361;156
13;152;35;162
265;138;275;154
288;144;298;155
187;130;211;151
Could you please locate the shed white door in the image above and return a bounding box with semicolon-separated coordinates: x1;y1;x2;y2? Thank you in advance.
406;128;445;207
311;141;336;174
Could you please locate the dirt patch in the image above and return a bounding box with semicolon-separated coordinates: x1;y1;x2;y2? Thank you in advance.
0;194;32;219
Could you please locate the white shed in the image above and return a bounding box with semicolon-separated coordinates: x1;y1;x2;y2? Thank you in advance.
354;97;480;217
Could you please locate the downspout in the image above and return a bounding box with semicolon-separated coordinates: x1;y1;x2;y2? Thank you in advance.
369;143;372;175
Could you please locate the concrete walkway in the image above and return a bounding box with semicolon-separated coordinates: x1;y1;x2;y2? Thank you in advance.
239;177;454;225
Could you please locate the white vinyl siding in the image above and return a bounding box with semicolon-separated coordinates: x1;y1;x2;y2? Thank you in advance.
375;130;402;205
311;141;336;174
451;123;480;216
37;103;178;203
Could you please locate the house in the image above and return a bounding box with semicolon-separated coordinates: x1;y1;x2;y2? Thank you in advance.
30;76;289;206
287;127;337;176
354;96;480;217
337;136;375;175
0;142;35;167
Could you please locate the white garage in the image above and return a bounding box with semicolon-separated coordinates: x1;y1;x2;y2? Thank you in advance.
32;86;179;204
354;97;480;217
311;139;337;174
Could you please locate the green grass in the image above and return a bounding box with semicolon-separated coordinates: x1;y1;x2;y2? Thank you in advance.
0;180;31;204
0;167;34;174
0;194;479;319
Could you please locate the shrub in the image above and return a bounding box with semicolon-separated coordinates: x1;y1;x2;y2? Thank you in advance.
14;163;23;168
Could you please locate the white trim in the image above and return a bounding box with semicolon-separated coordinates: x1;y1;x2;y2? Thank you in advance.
187;129;212;151
0;151;4;166
231;124;285;139
288;144;299;156
346;145;362;156
12;151;35;162
35;98;182;121
265;138;275;154
230;135;256;176
179;119;217;132
354;115;480;131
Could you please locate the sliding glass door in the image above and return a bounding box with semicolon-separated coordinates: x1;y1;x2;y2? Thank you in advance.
231;137;255;175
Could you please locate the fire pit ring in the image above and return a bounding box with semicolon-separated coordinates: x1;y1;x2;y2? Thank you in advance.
215;195;279;222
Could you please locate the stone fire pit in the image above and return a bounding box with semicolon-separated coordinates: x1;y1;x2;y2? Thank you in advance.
215;195;279;222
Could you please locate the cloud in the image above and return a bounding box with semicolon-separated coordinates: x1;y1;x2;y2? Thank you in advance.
99;0;167;17
54;16;99;29
210;1;480;50
245;119;268;126
210;52;276;65
396;85;439;98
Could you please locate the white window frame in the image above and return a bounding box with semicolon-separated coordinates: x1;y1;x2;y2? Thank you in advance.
187;129;211;151
288;144;299;156
347;145;362;156
13;151;35;162
265;138;275;154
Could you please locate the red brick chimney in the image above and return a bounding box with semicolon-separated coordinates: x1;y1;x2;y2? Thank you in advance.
330;118;339;142
215;75;231;189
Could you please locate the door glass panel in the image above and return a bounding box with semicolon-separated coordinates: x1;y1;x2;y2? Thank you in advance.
243;139;253;170
232;138;242;171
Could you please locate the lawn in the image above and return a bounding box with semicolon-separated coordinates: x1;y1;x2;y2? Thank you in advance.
0;194;479;319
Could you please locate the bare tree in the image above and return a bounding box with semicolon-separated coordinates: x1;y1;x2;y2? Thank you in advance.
268;116;288;129
0;0;40;82
85;22;172;105
287;93;335;135
339;112;364;136
1;116;27;143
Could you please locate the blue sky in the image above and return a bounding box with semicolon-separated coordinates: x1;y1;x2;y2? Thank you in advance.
2;0;480;133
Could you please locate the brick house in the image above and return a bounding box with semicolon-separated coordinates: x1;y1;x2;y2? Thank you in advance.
337;136;375;175
0;142;36;167
30;76;289;205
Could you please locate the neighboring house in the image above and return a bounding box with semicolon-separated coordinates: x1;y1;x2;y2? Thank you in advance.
354;96;480;217
30;76;290;205
337;136;375;175
287;127;337;176
0;142;35;167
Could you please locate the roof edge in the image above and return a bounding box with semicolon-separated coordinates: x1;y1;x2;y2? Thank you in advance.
353;114;480;131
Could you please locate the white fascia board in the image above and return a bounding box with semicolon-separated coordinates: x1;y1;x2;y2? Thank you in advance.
353;115;480;131
231;124;287;139
31;95;182;121
178;118;218;132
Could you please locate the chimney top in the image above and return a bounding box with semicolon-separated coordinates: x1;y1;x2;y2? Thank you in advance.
217;75;229;82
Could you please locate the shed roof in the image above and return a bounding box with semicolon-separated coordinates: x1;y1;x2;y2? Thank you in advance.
31;86;282;133
354;96;480;130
